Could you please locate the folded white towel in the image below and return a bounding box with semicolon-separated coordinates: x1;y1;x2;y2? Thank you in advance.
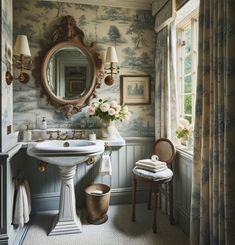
135;162;167;172
136;160;166;167
13;180;31;227
99;155;112;176
90;190;103;196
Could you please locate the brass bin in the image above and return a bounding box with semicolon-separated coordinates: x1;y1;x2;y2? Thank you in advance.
85;184;110;225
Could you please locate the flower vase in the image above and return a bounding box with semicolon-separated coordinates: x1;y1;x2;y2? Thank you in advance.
181;135;189;146
101;120;120;140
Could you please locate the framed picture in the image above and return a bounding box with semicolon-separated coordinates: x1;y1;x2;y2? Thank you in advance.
69;80;85;94
120;75;151;105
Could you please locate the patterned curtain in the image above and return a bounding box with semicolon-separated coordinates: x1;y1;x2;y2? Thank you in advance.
155;23;177;141
190;0;235;244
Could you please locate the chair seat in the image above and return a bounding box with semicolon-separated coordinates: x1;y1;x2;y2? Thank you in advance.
133;166;173;180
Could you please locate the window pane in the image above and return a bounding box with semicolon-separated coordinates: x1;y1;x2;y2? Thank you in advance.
184;75;192;93
184;55;192;74
184;95;192;114
184;28;191;55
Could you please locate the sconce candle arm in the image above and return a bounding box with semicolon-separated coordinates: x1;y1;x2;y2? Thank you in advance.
17;54;30;83
104;46;119;86
5;34;32;85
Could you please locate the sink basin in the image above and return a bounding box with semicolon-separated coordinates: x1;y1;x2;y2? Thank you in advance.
34;140;103;153
27;140;104;166
27;139;105;236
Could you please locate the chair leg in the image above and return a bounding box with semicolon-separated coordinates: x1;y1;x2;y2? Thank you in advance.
169;180;175;224
152;190;157;233
165;183;168;213
131;174;137;222
159;187;162;209
147;183;153;210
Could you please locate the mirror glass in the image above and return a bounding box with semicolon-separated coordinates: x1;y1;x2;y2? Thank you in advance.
46;46;93;100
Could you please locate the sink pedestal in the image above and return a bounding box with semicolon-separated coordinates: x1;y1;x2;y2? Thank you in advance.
49;165;82;236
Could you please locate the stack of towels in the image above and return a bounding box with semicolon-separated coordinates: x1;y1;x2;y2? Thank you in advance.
135;155;167;173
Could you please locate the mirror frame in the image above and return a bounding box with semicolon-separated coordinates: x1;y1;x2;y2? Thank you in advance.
40;15;103;118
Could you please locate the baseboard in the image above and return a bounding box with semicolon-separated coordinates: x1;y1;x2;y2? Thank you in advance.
31;187;147;212
12;223;30;245
31;193;60;212
0;234;9;245
110;187;148;205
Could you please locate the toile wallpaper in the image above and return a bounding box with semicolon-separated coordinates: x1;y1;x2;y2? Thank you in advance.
13;0;156;137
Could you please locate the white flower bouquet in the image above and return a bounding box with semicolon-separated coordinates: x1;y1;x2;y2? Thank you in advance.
176;118;193;139
87;99;131;122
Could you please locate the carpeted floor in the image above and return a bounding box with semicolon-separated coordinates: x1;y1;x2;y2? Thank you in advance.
23;204;189;245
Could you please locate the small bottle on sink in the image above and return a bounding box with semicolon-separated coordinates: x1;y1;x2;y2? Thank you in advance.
41;117;47;130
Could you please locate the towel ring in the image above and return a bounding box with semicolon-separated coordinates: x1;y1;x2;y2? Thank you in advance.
12;169;25;189
104;143;112;156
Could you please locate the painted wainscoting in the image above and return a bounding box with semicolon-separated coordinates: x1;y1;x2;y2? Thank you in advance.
13;137;155;212
0;153;8;245
6;138;193;241
0;145;30;245
174;149;193;235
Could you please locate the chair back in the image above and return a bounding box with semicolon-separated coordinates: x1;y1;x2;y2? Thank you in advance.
153;138;176;167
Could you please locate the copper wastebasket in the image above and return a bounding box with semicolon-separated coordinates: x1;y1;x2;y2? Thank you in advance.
85;184;110;224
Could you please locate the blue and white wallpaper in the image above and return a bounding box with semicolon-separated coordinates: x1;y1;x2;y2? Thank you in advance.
13;0;156;137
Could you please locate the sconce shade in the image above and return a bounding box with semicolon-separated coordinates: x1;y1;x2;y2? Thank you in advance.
105;46;118;63
14;35;31;57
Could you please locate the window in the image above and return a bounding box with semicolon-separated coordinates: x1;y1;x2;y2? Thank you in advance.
176;10;198;124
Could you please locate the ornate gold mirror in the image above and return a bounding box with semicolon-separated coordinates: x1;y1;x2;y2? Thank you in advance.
40;15;103;118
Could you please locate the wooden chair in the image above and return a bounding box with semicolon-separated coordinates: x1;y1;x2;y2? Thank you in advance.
131;138;176;233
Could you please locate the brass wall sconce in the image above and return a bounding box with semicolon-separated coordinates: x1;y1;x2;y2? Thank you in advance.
104;46;119;86
6;35;32;85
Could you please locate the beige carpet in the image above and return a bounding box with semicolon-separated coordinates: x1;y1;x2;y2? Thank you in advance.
23;204;189;245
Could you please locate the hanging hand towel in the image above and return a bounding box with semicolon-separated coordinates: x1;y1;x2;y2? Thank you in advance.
99;154;112;176
13;181;31;227
24;179;31;214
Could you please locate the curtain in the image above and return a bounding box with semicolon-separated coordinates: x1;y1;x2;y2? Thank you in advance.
155;23;177;141
190;0;235;244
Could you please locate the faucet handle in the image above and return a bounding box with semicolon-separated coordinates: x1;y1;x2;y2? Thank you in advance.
72;129;77;139
80;130;86;139
63;131;69;140
56;130;61;140
47;131;53;140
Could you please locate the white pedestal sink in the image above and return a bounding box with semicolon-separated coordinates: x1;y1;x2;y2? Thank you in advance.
27;140;104;236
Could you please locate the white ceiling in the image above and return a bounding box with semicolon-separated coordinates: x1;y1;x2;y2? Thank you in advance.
41;0;152;10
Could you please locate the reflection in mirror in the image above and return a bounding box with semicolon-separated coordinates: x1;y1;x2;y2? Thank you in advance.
47;47;93;100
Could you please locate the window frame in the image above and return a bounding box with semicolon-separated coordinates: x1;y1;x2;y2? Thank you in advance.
176;9;198;125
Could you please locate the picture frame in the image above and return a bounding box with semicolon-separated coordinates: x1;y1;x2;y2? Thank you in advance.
68;80;85;95
120;75;151;105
